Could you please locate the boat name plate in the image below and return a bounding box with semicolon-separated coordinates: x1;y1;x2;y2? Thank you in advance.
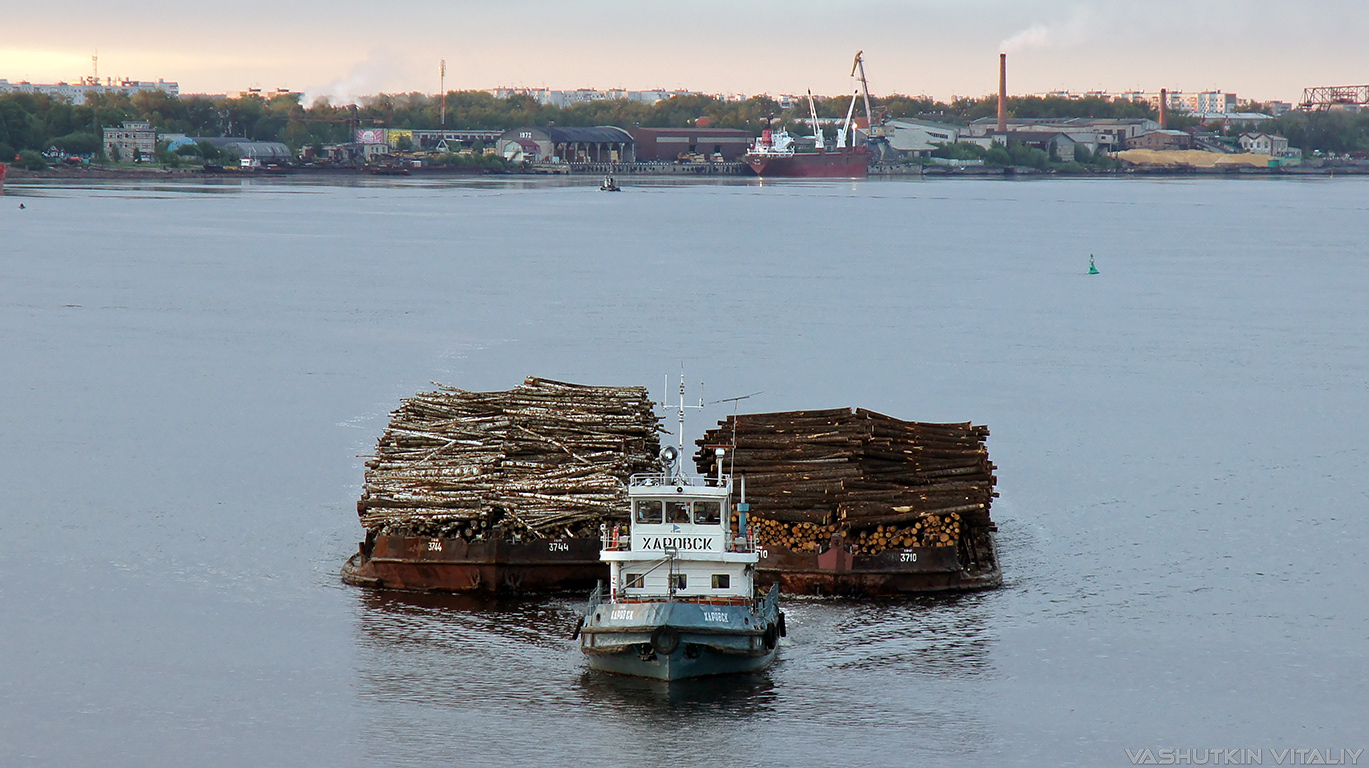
637;536;715;551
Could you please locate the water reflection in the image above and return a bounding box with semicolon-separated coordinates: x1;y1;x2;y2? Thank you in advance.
347;583;998;765
354;588;583;654
820;593;997;677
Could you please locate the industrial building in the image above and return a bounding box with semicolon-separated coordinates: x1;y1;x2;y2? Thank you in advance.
167;136;293;163
628;127;754;161
881;119;961;157
354;129;503;153
965;117;1158;153
1124;130;1194;151
496;126;635;163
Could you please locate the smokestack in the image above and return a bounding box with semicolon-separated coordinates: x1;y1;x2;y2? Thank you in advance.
1159;88;1168;129
997;53;1008;134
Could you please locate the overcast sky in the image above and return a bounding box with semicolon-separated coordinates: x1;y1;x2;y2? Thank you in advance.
3;1;1362;104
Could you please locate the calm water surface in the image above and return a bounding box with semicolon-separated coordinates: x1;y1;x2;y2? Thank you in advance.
1;176;1365;767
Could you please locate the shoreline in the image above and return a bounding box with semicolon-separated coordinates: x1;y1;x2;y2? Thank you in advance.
4;162;1365;184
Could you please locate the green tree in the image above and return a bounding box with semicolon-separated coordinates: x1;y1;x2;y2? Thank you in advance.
17;149;47;170
48;132;99;155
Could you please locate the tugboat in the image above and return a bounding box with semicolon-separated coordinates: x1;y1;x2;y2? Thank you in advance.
576;380;783;680
599;175;620;191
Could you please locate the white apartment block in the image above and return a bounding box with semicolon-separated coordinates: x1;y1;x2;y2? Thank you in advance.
0;77;178;105
485;87;702;107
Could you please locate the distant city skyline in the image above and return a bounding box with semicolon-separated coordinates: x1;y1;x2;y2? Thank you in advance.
5;1;1365;105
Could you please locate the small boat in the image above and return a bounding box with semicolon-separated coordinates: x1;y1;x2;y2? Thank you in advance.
577;380;783;680
599;175;620;191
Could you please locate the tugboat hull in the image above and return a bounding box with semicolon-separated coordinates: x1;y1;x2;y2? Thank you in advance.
579;591;782;681
584;643;776;681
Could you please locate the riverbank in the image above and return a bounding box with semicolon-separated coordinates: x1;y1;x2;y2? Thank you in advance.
7;159;1368;183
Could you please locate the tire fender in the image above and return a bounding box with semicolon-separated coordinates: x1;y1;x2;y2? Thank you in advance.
651;626;681;656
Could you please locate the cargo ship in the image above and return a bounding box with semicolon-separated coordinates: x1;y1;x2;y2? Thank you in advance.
744;53;878;179
744;133;869;179
341;379;1002;597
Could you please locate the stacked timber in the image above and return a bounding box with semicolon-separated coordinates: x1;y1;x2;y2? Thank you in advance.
357;377;661;539
695;408;996;556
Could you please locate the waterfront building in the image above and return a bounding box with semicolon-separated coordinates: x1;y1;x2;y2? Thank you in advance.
629;127;754;162
882;119;961;157
1238;132;1291;156
1123;129;1194;151
167;136;293;163
103;121;158;162
496;126;634;163
965;117;1157;153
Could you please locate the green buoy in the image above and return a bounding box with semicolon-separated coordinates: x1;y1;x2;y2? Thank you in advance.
1088;254;1099;275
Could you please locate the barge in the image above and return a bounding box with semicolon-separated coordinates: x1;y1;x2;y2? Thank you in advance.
342;527;1000;595
341;380;1002;596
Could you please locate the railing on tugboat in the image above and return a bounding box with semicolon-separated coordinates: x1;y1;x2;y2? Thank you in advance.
627;472;730;488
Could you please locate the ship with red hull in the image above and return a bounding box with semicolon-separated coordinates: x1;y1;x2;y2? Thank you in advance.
744;52;882;179
746;147;869;178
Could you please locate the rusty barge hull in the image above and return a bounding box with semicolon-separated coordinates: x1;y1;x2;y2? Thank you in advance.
755;536;1002;596
342;532;1000;596
342;534;606;593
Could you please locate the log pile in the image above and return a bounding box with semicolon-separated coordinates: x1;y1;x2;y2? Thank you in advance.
695;408;996;555
357;377;660;538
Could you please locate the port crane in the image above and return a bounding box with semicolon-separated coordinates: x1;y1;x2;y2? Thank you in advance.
850;50;889;138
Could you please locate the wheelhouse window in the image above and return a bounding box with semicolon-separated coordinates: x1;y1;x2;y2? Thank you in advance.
711;574;730;589
625;573;644;588
666;500;691;524
693;501;722;525
634;500;663;524
670;574;687;591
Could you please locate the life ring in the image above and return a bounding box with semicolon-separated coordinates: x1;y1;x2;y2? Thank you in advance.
763;623;777;650
651;626;681;656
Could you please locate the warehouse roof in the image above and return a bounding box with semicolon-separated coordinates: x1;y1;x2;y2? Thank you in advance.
544;126;633;143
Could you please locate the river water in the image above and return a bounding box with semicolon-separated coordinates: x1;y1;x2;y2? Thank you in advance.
1;176;1365;767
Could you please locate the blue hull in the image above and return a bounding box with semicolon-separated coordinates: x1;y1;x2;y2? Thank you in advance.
579;588;783;681
586;643;775;680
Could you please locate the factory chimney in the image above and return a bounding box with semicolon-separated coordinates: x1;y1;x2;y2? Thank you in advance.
997;53;1008;135
1159;88;1168;129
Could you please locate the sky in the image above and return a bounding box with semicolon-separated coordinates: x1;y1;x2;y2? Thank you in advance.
2;1;1364;104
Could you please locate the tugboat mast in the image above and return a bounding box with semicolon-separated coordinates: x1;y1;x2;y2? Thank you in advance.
662;371;702;477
